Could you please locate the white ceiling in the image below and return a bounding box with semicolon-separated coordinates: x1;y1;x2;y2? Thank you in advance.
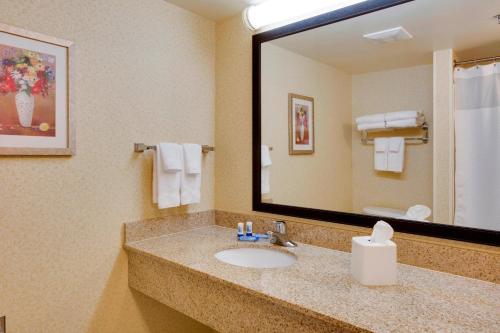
164;0;258;21
268;0;500;74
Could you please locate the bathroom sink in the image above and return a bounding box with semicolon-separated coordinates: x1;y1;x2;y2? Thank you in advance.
214;248;296;268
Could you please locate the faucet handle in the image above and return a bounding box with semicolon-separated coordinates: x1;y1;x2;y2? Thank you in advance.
273;220;287;234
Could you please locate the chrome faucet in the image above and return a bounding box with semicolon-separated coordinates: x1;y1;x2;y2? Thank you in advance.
270;221;297;247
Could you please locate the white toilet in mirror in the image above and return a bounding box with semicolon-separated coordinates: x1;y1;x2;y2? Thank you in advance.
363;205;431;222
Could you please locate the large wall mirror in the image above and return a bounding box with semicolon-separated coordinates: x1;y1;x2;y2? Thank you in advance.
253;0;500;245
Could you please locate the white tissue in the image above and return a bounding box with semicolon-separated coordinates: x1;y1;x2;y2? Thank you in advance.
406;205;431;221
370;220;394;244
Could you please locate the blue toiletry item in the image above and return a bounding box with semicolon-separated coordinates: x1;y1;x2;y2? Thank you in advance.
237;222;244;237
245;221;253;236
238;235;258;242
254;233;270;239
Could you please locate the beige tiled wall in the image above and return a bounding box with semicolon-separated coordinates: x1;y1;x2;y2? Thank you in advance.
0;1;215;332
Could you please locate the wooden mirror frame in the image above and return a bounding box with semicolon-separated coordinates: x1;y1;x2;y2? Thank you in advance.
252;0;500;246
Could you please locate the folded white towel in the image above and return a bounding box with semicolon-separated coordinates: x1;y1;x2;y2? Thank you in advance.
389;137;403;152
385;110;423;121
261;145;272;167
153;145;181;208
357;121;387;131
182;143;202;174
356;111;425;131
386;117;424;128
261;144;272;195
261;167;271;194
159;143;183;171
180;144;201;205
355;113;385;125
152;150;157;204
387;137;404;172
374;138;389;171
375;138;388;152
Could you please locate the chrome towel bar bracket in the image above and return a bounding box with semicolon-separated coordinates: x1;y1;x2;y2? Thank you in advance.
134;143;215;153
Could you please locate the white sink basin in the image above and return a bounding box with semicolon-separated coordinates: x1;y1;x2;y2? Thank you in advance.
214;248;296;268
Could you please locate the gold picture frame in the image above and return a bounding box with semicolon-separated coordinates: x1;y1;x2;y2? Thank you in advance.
0;22;74;156
288;93;314;155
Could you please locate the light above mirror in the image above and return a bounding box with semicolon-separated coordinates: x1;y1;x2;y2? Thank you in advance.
243;0;368;30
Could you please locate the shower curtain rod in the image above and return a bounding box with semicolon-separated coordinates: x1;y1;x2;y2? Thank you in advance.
454;55;499;66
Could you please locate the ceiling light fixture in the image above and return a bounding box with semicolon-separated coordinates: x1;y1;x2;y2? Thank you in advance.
243;0;368;31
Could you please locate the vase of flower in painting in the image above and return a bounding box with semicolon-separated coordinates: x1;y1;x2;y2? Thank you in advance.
15;91;35;128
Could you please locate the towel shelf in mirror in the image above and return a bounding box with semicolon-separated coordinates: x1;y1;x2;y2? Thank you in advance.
360;122;429;145
134;143;215;153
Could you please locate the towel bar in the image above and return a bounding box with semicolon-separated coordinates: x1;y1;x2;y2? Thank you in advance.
134;143;215;153
361;122;429;145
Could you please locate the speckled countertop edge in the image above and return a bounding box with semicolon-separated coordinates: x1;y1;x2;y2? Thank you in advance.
125;233;363;331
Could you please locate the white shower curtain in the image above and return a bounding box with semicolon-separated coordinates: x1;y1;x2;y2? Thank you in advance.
454;62;500;231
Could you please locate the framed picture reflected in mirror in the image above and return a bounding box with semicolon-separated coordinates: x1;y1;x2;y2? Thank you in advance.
288;93;314;155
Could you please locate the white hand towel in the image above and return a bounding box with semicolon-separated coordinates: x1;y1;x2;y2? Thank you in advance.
154;145;181;208
182;143;202;174
261;167;271;194
386;117;424;128
384;110;423;121
261;145;272;195
261;145;272;167
374;138;388;171
355;113;385;125
152;149;158;204
357;121;387;131
181;144;202;205
159;143;183;171
387;137;404;173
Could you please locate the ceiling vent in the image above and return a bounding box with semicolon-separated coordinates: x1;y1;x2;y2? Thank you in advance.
363;26;413;43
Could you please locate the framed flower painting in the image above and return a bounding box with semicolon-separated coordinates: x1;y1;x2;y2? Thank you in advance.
0;23;74;155
288;93;314;155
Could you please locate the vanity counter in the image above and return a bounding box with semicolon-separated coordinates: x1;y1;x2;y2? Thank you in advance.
125;226;499;333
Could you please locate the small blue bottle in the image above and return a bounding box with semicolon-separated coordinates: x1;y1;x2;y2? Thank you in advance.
245;221;253;236
237;222;244;238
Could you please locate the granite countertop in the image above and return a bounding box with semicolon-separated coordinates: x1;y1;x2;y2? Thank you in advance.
125;225;500;332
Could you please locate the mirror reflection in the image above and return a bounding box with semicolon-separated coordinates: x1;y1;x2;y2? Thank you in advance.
260;0;500;231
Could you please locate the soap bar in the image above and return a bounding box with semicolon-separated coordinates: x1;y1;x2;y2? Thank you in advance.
350;236;397;286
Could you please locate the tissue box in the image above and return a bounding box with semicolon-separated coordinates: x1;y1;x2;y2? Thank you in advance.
350;236;397;286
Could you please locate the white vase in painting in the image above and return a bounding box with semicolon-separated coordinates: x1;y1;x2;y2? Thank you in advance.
15;91;35;128
299;122;305;142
